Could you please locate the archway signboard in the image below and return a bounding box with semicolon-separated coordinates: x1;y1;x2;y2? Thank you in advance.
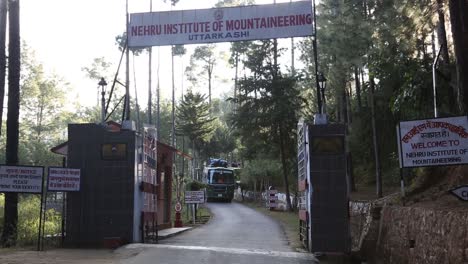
128;1;314;47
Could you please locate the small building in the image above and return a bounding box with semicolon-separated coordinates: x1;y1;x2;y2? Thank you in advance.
51;121;189;247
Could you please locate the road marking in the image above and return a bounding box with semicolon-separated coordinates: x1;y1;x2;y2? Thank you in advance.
124;244;317;261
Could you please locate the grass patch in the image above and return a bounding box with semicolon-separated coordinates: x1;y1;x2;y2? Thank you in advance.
239;201;303;252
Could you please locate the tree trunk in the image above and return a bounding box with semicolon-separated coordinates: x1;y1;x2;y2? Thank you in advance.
279;123;293;211
347;83;352;125
2;0;20;247
369;77;382;198
208;69;212;105
347;152;356;192
449;0;468;113
436;0;450;64
361;69;367;107
354;67;362;112
234;52;239;104
192;140;196;179
0;0;6;136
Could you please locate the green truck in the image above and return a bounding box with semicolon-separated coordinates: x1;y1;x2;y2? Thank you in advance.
203;166;236;202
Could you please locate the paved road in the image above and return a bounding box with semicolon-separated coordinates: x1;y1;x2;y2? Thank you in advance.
119;202;318;264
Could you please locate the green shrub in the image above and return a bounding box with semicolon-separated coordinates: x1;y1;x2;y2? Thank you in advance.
186;180;207;191
0;195;62;246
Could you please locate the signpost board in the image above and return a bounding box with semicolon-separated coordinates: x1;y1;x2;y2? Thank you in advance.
450;185;468;201
267;189;278;209
398;116;468;168
129;1;313;47
47;167;81;192
184;190;205;204
0;165;44;193
0;165;45;251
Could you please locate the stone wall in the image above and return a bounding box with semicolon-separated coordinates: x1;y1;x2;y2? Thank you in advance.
358;205;468;264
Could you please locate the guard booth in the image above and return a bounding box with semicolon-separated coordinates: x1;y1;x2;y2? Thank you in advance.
297;121;350;254
62;122;159;247
50;121;175;247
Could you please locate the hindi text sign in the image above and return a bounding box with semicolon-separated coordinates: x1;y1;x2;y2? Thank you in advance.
185;191;205;204
398;116;468;168
129;1;313;47
0;165;44;193
48;167;81;192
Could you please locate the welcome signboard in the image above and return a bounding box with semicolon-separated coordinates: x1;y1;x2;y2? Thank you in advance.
397;116;468;168
129;1;313;47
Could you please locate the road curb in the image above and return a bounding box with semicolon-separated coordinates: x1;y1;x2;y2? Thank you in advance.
157;227;192;240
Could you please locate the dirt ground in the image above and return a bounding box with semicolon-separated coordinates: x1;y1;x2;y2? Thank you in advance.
0;248;139;264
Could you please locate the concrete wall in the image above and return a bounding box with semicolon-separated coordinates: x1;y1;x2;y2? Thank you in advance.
375;206;468;264
353;203;468;264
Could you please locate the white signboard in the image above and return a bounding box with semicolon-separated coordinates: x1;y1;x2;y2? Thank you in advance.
185;190;205;204
47;167;81;192
129;1;313;47
267;190;278;208
450;185;468;201
0;165;44;193
398;116;468;168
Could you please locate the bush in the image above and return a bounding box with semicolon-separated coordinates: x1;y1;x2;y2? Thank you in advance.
0;194;62;246
186;180;207;191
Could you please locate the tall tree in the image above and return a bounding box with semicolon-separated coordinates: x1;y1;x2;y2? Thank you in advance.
186;45;217;105
436;0;450;64
229;41;251;105
2;0;20;247
176;90;215;168
449;0;468;113
0;0;6;136
233;40;302;211
171;44;186;148
81;57;113;107
20;46;67;147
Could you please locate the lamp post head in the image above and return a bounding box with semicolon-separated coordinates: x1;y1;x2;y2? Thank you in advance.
317;72;327;91
98;77;107;87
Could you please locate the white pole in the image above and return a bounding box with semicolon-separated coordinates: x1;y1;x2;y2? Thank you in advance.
192;204;196;224
432;44;443;118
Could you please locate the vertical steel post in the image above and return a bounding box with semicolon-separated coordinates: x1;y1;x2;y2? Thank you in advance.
157;47;161;140
148;0;153;124
125;0;130;120
312;0;322;114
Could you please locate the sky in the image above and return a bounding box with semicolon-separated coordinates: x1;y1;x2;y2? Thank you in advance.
21;0;303;109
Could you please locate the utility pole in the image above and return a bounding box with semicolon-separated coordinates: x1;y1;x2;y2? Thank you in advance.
171;46;175;148
125;0;130;121
157;47;160;140
290;0;295;75
370;77;382;198
312;0;322;114
148;0;153;124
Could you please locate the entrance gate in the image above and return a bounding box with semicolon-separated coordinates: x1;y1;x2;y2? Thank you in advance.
298;121;350;253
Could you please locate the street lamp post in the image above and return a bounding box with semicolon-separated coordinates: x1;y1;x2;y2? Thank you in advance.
98;77;108;124
317;72;327;114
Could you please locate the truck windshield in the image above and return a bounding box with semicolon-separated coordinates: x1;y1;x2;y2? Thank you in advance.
209;170;234;184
